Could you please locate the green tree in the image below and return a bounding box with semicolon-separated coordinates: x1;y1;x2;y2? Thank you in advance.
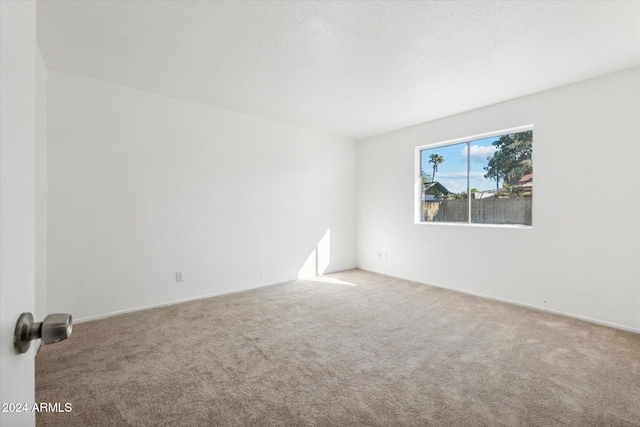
484;131;532;189
428;153;444;182
503;183;524;198
421;170;432;183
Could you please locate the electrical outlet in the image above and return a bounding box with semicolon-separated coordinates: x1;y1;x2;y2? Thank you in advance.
378;252;387;260
176;271;184;282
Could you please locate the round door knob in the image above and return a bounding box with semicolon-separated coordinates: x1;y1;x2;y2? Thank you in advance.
14;312;73;354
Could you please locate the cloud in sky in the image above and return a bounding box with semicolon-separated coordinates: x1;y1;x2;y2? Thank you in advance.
438;171;467;179
441;180;460;190
469;171;486;179
461;145;497;163
438;171;486;180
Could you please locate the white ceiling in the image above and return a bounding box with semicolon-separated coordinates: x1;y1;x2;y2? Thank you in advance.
37;1;640;140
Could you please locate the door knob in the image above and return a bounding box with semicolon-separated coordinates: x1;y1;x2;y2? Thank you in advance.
14;312;72;354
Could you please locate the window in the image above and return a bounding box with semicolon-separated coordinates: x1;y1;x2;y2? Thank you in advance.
415;126;533;226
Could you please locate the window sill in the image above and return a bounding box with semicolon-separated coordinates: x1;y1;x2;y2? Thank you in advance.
414;221;533;229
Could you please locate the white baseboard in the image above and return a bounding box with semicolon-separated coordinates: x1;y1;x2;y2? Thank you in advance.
74;280;285;324
73;265;357;324
359;267;640;334
74;267;639;335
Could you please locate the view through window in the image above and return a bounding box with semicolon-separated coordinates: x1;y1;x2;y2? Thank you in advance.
417;127;533;226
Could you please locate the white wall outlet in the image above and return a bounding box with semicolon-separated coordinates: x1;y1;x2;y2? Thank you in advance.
378;251;387;260
176;271;184;282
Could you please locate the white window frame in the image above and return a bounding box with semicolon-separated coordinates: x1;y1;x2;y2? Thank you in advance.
414;124;534;227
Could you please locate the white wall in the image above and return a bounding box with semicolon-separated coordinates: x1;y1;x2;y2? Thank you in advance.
47;71;356;321
35;47;48;322
357;68;640;332
1;1;38;426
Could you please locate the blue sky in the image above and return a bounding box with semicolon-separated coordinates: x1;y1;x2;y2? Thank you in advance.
420;136;500;193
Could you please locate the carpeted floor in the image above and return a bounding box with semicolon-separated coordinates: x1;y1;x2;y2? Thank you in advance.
36;269;640;426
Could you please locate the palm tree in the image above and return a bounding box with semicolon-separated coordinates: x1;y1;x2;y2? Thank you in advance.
428;154;444;182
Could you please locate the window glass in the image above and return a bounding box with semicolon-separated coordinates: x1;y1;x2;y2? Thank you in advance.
417;128;532;226
419;142;468;223
472;131;532;225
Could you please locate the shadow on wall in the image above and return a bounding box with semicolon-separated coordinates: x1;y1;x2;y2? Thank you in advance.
298;229;331;279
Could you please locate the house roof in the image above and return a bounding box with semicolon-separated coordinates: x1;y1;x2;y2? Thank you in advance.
423;181;450;195
519;174;533;183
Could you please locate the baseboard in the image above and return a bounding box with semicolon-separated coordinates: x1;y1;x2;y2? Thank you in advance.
358;267;640;334
74;280;287;324
73;263;358;324
75;267;638;334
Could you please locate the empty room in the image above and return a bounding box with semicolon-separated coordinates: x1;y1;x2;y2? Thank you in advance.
2;1;639;426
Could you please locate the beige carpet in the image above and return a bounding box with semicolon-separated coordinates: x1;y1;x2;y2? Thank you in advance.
36;269;640;426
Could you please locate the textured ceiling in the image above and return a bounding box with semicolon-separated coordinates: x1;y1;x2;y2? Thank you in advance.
37;1;640;140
